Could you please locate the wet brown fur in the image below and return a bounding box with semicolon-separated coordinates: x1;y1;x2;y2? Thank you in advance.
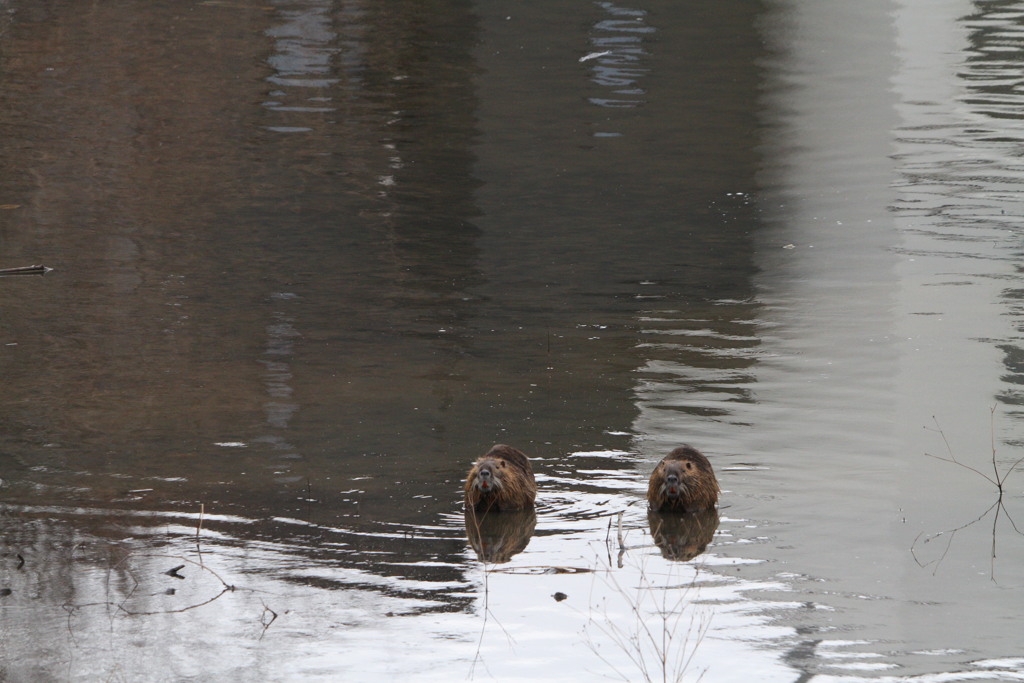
464;444;537;512
647;445;719;512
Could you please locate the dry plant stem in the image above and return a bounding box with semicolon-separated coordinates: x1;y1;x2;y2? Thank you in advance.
916;410;1024;581
617;511;627;569
467;511;513;682
195;503;206;566
925;409;1024;492
925;417;997;487
259;601;278;641
0;264;49;276
64;552;237;623
605;517;615;569
116;553;234;616
582;549;711;683
911;499;999;574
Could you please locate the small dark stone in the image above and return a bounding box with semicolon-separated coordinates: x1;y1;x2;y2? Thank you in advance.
552;592;568;602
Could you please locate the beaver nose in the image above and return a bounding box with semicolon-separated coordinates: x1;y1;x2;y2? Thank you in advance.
666;473;678;486
477;467;492;489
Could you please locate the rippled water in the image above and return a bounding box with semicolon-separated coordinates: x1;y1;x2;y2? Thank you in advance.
2;0;1024;680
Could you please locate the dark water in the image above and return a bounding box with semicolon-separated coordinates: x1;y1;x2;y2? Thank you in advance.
2;0;1024;680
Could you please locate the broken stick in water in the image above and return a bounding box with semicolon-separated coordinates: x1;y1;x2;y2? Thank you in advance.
0;265;51;276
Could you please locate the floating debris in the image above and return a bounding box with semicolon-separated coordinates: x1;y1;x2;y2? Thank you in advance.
0;265;52;277
165;565;186;580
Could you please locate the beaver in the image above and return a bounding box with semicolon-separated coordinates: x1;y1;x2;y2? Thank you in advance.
648;508;720;561
647;445;720;512
464;444;537;512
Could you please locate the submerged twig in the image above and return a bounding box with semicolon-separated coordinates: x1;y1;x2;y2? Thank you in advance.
0;264;51;277
616;510;627;569
911;498;1000;574
195;503;206;567
258;601;278;641
64;552;237;622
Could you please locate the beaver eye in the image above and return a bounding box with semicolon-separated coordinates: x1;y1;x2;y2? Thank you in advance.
685;462;694;470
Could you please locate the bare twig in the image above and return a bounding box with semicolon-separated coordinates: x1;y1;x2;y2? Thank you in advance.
616;511;627;569
467;510;513;682
924;416;996;486
65;552;237;622
195;504;206;566
917;411;1024;582
911;499;999;573
581;548;711;682
0;264;50;277
258;601;278;641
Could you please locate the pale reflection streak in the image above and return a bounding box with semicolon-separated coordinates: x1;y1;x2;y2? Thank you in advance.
584;1;653;109
632;302;761;450
263;0;340;131
255;0;338;470
260;297;300;431
956;4;1024;411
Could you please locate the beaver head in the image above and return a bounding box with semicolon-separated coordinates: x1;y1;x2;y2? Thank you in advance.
647;445;719;513
469;459;502;494
464;444;537;512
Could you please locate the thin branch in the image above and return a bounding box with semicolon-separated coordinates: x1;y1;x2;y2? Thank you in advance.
118;586;233;616
991;500;1000;583
577;544;711;682
910;499;999;573
923;452;997;488
991;405;1000;487
924;417;997;486
997;454;1024;488
918;411;1024;582
1000;500;1024;536
0;264;50;276
258;601;278;641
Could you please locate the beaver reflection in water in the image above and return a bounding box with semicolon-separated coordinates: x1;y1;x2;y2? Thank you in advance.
464;444;537;513
465;508;537;563
648;508;720;561
647;445;719;513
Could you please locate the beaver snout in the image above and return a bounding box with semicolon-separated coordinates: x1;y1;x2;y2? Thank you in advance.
475;466;497;491
664;472;680;495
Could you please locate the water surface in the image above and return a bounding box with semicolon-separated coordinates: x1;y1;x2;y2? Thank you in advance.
2;0;1024;680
